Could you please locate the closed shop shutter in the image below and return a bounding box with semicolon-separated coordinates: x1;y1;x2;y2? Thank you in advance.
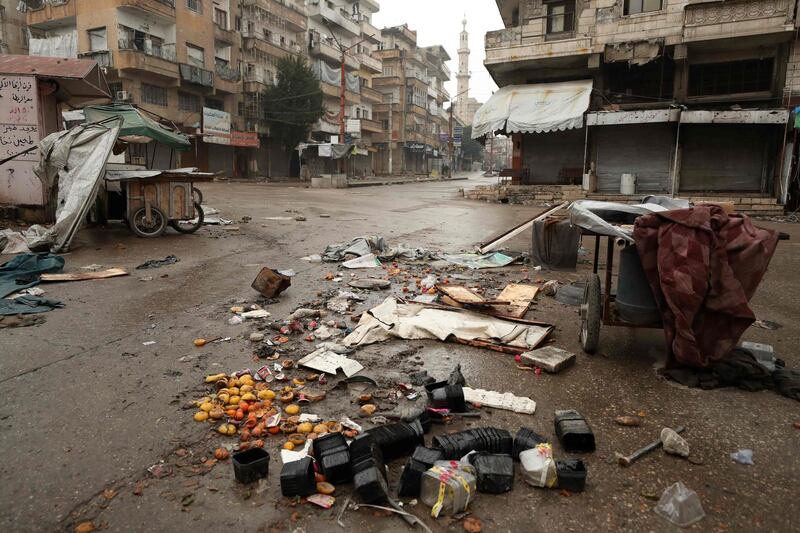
522;129;585;184
680;125;767;192
595;124;675;193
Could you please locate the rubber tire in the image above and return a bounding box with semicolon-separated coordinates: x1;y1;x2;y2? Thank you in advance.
580;274;602;354
192;188;203;205
169;203;204;234
129;206;168;238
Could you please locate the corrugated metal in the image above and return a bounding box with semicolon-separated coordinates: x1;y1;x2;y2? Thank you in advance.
0;54;110;100
595;124;675;193
680;125;769;192
522;129;584;184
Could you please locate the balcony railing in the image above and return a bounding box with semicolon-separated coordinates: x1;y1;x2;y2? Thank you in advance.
215;60;241;82
179;63;214;87
78;50;113;68
358;53;381;72
117;39;176;62
307;1;359;36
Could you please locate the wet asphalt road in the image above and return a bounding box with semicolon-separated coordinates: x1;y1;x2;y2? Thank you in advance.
1;173;798;532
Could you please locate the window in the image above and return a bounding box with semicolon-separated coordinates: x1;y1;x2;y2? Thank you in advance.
546;0;575;34
624;0;662;15
214;8;227;29
178;92;202;112
186;43;205;67
88;27;107;51
205;98;224;111
108;82;123;98
141;83;168;106
688;58;774;97
356;108;361;118
187;0;202;14
235;16;241;31
382;66;394;76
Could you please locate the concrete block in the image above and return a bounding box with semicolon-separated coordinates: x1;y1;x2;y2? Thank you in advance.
521;346;576;373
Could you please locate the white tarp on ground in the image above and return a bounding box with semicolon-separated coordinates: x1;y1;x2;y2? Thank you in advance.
342;297;552;350
471;80;593;138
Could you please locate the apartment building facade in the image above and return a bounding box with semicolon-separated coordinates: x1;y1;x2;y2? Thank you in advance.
372;25;451;175
483;0;799;211
24;0;250;174
1;2;29;55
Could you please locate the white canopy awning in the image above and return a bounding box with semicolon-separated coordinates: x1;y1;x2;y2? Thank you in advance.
471;80;593;139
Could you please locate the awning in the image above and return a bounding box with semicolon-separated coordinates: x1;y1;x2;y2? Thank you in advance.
0;55;110;105
471;80;593;138
83;104;191;150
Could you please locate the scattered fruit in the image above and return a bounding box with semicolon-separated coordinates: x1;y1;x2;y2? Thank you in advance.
316;481;335;495
297;422;313;434
285;404;301;415
283;442;295;450
214;448;230;460
193;411;209;422
360;404;377;416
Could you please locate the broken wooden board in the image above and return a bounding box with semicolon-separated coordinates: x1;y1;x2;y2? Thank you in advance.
435;284;486;305
492;283;539;319
477;201;569;254
40;268;128;282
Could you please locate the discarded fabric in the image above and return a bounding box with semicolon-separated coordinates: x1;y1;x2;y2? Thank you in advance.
343;253;381;269
136;255;180;270
0;295;64;316
0;253;65;298
443;252;521;270
298;346;363;377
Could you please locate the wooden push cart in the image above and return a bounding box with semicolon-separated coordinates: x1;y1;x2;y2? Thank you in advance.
104;169;215;237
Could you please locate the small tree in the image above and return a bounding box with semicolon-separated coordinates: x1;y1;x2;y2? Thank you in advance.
461;125;485;166
261;56;325;159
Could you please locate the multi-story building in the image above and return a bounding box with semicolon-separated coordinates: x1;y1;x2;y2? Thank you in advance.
24;0;247;175
1;2;29;55
240;0;308;175
372;24;451;175
482;0;798;214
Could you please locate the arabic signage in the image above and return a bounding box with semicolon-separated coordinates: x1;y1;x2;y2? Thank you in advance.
405;142;425;152
0;75;42;205
230;131;260;148
202;106;231;145
346;118;361;137
453;125;463;147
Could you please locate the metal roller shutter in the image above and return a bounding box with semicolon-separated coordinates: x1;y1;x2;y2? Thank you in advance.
522;129;585;184
680;125;767;192
595;124;675;193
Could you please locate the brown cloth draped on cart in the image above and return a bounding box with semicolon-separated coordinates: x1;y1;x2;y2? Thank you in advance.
633;205;779;368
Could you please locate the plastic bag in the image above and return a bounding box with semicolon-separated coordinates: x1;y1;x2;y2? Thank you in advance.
420;460;477;518
520;443;557;488
654;482;705;527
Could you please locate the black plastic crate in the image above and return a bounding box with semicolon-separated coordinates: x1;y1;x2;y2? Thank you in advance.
398;457;428;498
513;427;548;460
314;433;348;458
232;448;270;484
471;453;514;494
556;459;587;492
354;465;389;504
554;410;596;453
280;456;316;497
320;449;352;484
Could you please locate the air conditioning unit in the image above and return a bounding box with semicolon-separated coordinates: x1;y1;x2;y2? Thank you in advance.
116;90;131;102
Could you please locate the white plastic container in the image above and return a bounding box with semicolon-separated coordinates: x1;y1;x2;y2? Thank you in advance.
420;460;477;518
620;173;636;194
520;443;558;488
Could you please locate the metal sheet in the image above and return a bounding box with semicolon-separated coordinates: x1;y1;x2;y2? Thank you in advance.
681;109;788;124
587;109;680;126
522;129;585;184
595;124;675;193
0;55;110;102
679;124;769;192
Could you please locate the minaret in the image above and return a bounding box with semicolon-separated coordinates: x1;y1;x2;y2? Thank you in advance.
456;17;470;123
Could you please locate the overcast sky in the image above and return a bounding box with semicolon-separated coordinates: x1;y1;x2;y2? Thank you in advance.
372;0;503;103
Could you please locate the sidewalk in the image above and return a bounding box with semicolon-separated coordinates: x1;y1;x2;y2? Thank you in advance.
346;174;470;187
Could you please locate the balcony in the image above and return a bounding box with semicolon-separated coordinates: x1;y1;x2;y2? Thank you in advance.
241;0;307;31
407;103;427;117
485;24;592;79
214;22;237;44
117;0;176;21
26;0;76;29
243;32;301;60
308;1;360;36
78;50;113;68
179;63;214;88
359;18;380;43
309;39;359;70
360;118;383;133
320;80;360;104
116;40;178;80
358;53;381;73
215;61;240;93
360;85;384;104
684;0;794;42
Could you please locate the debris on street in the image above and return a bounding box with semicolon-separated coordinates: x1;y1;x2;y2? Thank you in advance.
39;268;128;282
135;255;180;270
653;482;705;527
251;267;292;298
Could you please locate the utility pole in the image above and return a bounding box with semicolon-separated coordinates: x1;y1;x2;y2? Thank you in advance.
448;104;454;178
339;50;346;175
388;93;393;175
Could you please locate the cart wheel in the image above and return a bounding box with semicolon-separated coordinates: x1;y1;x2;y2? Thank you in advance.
192;188;203;205
580;274;602;353
129;206;167;238
169;203;204;234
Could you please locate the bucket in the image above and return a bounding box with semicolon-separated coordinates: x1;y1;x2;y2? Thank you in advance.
620;173;636;195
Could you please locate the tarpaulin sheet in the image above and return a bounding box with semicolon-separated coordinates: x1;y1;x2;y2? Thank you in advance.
0;253;64;298
471;80;593;138
37;119;123;252
342;297;552;350
633;205;779;368
84;104;191;150
568;198;690;242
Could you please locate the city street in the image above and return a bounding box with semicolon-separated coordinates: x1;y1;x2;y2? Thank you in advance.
1;173;798;532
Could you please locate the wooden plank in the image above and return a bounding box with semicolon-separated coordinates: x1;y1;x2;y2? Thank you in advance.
435;284;485;304
40;268;128;282
477;201;569;254
491;284;539;319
